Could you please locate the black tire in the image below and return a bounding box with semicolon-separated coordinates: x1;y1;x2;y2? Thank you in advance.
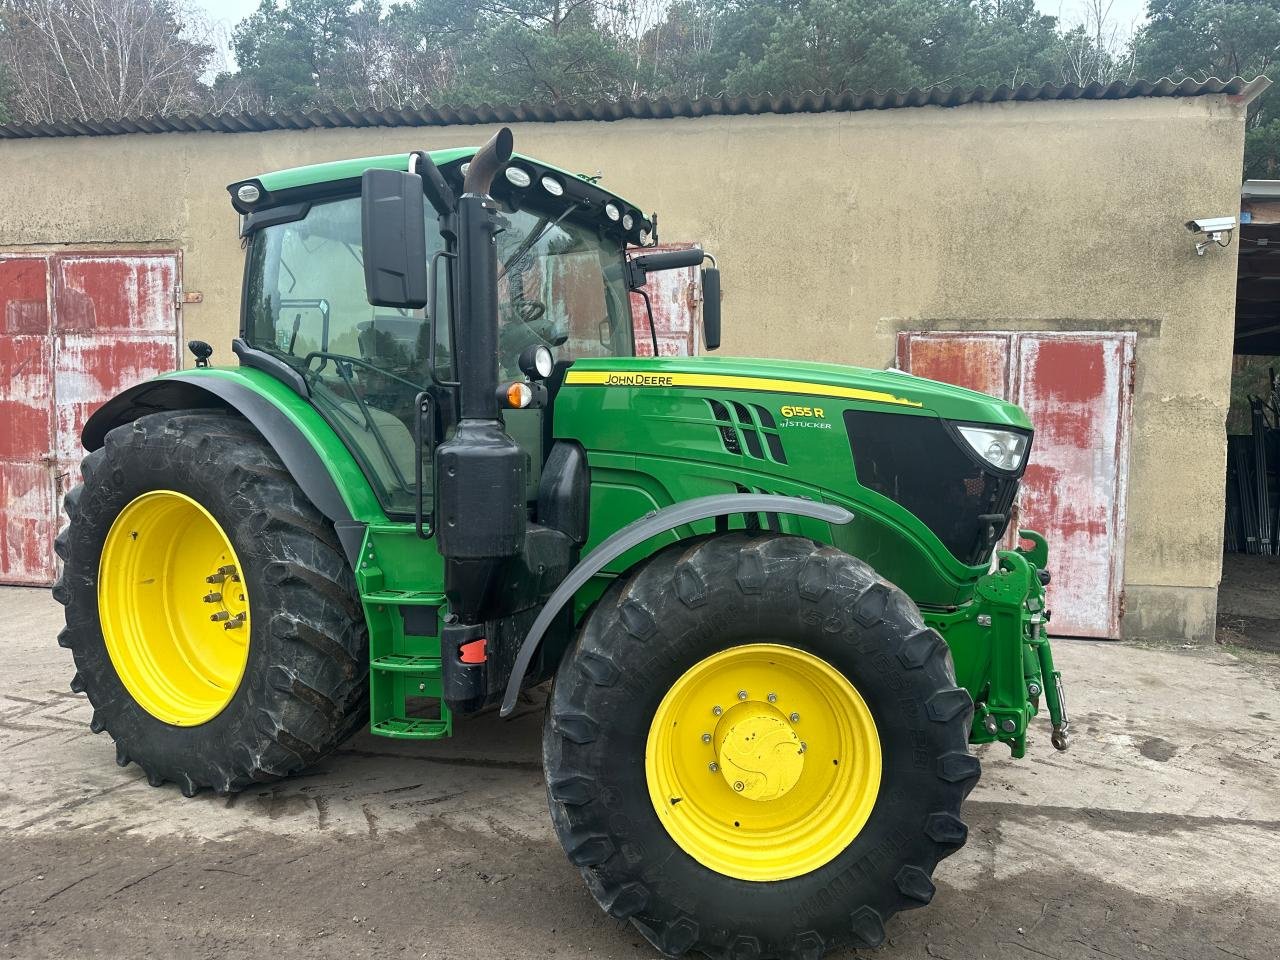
543;532;978;959
53;410;369;796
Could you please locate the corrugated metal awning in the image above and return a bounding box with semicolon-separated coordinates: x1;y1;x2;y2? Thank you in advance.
0;76;1268;140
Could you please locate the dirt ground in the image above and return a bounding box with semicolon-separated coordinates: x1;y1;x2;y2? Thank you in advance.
1216;553;1280;653
2;584;1279;960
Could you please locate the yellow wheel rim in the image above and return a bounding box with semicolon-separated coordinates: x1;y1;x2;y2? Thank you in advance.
645;643;881;881
98;490;251;726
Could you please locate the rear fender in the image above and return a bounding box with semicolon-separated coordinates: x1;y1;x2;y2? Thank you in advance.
81;367;387;565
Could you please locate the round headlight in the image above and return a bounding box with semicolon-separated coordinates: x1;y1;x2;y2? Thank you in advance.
505;166;531;188
639;229;651;245
604;202;621;222
541;175;564;196
236;183;261;204
622;212;635;230
518;344;555;381
460;162;470;177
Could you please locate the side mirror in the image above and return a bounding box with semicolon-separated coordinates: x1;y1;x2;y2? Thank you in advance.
701;266;721;351
361;168;428;309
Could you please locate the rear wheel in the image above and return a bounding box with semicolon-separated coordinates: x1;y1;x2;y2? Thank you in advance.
544;532;978;959
54;410;368;796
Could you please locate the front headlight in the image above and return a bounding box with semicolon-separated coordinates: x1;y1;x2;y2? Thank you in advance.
956;426;1029;472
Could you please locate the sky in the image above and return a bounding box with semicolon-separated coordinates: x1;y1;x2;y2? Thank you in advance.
188;0;1152;73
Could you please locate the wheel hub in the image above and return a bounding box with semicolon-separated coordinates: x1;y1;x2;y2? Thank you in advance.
713;702;804;801
645;642;882;882
98;490;252;727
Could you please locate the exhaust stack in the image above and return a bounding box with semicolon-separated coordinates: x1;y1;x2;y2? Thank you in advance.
435;128;527;620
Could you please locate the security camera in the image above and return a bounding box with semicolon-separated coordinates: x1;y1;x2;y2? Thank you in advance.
1184;216;1236;255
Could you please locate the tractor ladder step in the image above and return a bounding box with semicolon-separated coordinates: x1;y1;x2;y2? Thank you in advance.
362;590;446;605
371;655;441;674
371;716;452;740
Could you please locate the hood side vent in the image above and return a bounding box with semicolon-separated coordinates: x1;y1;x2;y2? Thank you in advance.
707;398;741;454
705;399;789;464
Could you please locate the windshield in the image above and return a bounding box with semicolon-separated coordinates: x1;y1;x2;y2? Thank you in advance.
242;191;634;516
493;202;634;370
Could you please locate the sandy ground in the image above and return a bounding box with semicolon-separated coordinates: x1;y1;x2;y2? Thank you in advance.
1;584;1278;960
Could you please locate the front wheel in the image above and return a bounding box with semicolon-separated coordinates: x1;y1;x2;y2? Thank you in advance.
543;533;978;959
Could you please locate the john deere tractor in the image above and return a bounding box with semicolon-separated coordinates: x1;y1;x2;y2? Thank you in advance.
55;128;1068;958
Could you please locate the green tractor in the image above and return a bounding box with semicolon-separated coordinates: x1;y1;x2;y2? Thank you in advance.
55;128;1068;958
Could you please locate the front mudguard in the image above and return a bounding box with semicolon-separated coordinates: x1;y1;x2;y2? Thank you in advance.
923;530;1068;758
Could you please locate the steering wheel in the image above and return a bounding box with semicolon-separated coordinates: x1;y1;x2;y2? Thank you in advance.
516;299;546;325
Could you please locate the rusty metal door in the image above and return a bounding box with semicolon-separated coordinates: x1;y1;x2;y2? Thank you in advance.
0;252;180;585
898;331;1134;638
628;243;702;356
0;256;56;584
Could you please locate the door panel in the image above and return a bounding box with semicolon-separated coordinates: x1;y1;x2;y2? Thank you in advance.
0;252;180;585
0;462;56;585
1014;334;1131;638
629;243;700;357
54;255;179;334
52;254;180;467
0;257;55;583
897;332;1011;400
52;336;180;467
899;330;1133;638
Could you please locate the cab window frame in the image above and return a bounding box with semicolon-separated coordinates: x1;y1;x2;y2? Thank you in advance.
236;183;637;521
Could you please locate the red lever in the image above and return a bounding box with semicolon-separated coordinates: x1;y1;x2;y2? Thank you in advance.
459;638;487;664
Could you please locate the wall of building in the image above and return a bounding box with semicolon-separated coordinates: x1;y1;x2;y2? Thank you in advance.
0;94;1249;641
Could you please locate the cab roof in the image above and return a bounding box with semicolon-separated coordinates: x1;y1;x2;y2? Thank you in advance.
246;147;643;214
231;146;651;245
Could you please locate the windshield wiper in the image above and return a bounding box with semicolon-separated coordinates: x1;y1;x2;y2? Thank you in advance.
498;202;581;281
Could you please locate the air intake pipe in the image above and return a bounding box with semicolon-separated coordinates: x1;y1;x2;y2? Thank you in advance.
436;128;526;616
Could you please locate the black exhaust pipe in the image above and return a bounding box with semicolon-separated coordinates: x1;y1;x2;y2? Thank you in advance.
436;127;526;621
463;127;513;196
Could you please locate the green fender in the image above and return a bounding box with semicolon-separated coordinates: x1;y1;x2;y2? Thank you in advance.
81;365;388;563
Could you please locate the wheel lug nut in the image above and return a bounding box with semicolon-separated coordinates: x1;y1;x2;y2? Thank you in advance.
789;712;800;723
210;611;229;622
737;690;748;701
799;742;807;754
203;592;222;603
767;693;777;703
701;733;711;744
708;762;719;773
733;781;744;792
712;705;722;716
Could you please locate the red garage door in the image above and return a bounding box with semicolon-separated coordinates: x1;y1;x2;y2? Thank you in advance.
898;331;1134;638
0;252;180;585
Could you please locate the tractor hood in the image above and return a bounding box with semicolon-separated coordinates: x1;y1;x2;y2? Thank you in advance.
561;355;1031;430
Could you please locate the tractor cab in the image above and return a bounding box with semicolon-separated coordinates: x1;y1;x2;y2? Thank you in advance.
229;148;687;517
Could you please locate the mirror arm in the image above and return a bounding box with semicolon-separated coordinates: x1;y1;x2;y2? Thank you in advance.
626;247;706;291
632;286;659;357
411;150;456;217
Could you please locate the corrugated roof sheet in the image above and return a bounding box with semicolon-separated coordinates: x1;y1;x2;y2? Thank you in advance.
0;76;1267;140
